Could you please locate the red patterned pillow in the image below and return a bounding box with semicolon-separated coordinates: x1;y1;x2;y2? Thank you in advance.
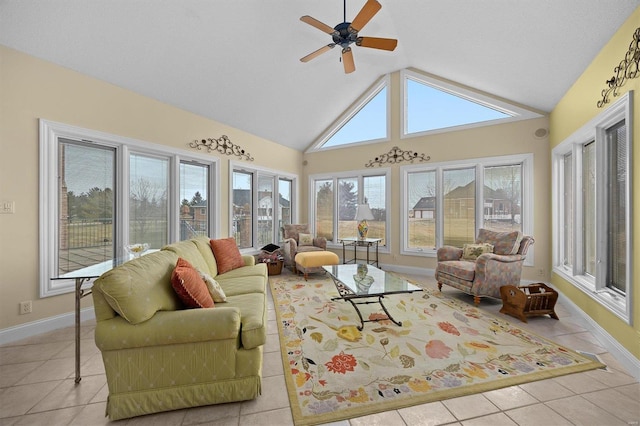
171;257;214;308
209;237;244;274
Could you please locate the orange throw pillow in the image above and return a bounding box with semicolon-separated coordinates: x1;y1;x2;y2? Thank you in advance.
171;257;214;308
210;237;244;274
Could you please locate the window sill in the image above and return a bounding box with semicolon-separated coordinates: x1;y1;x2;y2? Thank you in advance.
553;267;631;325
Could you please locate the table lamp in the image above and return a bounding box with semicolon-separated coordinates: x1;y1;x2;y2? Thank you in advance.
354;203;374;239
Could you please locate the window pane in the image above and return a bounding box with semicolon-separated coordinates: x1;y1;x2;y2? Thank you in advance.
443;168;475;246
338;177;358;240
563;153;574;268
315;180;334;241
406;78;510;134
257;175;274;248
129;154;169;249
483;164;522;232
607;121;626;294
232;170;252;248
407;171;436;249
179;162;209;240
279;178;292;230
58;140;115;274
363;175;386;245
582;141;596;276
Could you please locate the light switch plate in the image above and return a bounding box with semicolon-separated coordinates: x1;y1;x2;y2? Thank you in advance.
1;201;15;214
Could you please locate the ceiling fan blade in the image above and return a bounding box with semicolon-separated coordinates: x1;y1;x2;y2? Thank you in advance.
342;47;355;74
356;36;398;51
300;15;338;35
349;0;382;32
300;44;335;62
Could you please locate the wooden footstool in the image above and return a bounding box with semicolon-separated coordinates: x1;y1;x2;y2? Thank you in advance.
295;251;339;280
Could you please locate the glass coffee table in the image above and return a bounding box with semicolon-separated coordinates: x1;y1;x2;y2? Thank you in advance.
322;264;422;330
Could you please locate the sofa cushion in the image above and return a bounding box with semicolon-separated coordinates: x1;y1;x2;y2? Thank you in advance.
476;229;523;255
462;243;494;260
199;270;227;302
171;258;214;308
217;274;267;297
162;239;210;273
95;250;182;324
298;233;313;246
192;236;219;277
210;238;244;274
216;263;267;281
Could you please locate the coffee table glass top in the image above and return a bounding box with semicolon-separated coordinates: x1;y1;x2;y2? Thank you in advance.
322;264;422;297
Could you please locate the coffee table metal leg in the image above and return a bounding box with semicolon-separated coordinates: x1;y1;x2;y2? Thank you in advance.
378;296;402;327
347;299;366;330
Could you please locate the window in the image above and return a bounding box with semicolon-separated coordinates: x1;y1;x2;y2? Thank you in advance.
310;169;389;246
40;120;218;297
230;163;297;251
180;161;211;239
552;92;632;324
401;69;542;138
307;76;390;152
401;154;531;256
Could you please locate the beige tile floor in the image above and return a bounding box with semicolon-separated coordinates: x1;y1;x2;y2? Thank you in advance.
1;271;638;425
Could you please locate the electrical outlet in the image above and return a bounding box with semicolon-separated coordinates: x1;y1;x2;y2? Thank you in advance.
537;268;545;277
19;300;32;315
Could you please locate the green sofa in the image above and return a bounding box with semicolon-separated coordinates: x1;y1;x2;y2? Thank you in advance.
91;236;268;420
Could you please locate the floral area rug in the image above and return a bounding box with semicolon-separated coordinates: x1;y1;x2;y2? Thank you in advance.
269;273;604;426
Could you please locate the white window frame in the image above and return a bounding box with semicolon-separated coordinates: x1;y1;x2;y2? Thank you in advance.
39;119;219;297
400;153;534;264
309;168;391;250
400;69;542;139
229;161;298;253
551;92;633;324
306;75;391;153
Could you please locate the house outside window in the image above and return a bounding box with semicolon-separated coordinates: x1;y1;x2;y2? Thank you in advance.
552;92;632;324
401;154;532;257
231;162;297;251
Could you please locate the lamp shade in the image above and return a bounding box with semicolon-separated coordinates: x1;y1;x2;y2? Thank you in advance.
354;204;374;221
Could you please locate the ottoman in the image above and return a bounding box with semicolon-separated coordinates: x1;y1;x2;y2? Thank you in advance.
295;251;339;280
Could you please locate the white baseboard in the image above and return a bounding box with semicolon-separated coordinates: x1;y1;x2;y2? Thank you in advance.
0;307;95;346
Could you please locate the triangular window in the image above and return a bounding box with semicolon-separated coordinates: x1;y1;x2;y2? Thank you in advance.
309;76;389;151
402;69;540;137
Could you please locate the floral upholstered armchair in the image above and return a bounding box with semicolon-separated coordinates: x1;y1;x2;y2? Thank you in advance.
435;229;534;305
281;224;327;270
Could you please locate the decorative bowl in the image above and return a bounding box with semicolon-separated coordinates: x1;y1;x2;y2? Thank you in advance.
125;243;149;258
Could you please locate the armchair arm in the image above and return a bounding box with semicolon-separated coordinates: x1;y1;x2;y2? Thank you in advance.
472;254;526;298
282;237;298;266
313;236;327;250
437;246;463;261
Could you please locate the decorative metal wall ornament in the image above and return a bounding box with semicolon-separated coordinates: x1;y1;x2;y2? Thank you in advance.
597;27;639;108
189;135;254;161
365;146;430;167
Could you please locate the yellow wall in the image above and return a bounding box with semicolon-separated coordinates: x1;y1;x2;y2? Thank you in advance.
303;71;551;281
0;45;302;329
549;9;640;359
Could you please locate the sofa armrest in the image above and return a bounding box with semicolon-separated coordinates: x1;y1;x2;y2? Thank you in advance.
437;246;463;261
95;307;241;351
313;236;327;250
242;254;256;266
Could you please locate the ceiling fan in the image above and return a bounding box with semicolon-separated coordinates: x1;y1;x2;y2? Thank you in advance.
299;0;398;74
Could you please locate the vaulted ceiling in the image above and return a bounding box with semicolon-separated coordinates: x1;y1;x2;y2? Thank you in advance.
1;1;638;151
